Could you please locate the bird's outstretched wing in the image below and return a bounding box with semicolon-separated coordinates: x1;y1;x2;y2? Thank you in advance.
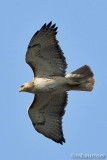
28;92;68;144
26;22;67;78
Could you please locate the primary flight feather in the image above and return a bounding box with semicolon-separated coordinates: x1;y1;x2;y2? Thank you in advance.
19;22;95;144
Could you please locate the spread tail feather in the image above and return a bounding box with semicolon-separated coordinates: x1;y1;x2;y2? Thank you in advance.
65;65;95;91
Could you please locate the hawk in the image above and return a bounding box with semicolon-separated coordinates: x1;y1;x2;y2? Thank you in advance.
19;22;95;144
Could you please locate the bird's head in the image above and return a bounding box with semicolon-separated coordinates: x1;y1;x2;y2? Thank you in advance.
19;81;34;93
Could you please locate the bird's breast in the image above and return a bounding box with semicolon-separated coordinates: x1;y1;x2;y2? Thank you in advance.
32;77;66;93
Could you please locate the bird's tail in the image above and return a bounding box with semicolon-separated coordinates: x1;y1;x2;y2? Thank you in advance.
65;65;95;91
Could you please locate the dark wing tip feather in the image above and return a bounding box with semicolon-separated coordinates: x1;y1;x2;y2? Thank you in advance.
41;23;46;29
47;21;52;27
54;27;58;31
53;137;65;145
51;24;56;28
54;31;57;35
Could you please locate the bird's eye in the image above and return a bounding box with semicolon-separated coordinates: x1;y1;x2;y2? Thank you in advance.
21;85;24;88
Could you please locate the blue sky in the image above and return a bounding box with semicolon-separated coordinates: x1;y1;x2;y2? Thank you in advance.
0;0;107;159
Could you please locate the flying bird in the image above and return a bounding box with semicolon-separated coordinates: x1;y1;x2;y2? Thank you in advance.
19;22;95;144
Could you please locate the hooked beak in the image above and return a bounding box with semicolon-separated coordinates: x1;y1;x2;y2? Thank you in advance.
19;88;22;92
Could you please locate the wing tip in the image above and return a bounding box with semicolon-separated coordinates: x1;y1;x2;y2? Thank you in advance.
60;137;66;145
40;21;58;34
47;21;52;27
47;21;58;32
41;23;46;29
53;136;65;145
